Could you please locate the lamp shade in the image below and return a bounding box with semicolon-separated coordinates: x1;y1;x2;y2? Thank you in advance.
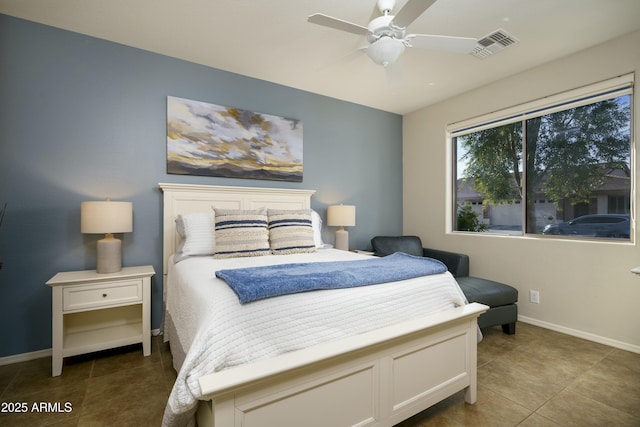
81;200;133;234
327;205;356;227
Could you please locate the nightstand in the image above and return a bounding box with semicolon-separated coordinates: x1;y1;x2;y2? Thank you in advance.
46;265;155;376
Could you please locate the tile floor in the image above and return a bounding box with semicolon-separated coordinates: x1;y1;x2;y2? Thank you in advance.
0;323;639;426
0;337;175;427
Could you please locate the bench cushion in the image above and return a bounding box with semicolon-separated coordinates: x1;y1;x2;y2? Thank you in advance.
456;276;518;307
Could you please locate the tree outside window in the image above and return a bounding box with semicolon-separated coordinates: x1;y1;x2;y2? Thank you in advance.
454;89;631;240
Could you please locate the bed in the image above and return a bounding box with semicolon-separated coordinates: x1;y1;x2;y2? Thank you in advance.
159;182;487;427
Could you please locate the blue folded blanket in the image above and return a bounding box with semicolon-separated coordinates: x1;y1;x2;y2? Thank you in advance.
216;252;447;303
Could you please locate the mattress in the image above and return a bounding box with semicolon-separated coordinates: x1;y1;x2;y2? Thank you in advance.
162;249;468;427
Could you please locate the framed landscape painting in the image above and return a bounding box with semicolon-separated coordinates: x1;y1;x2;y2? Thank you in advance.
167;96;303;182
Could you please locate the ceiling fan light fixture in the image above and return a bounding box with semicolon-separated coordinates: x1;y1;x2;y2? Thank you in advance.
366;36;405;67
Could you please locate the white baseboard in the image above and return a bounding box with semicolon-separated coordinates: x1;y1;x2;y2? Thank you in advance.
0;328;163;366
519;316;640;354
0;348;52;366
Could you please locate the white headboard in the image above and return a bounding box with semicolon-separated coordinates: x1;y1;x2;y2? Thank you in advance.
159;183;316;276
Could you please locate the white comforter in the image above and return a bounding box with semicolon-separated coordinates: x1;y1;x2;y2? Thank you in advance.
162;249;468;427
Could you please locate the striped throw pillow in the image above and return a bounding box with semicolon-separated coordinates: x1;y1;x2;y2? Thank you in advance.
268;209;316;255
213;209;270;259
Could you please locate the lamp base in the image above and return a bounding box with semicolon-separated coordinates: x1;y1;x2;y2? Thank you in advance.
96;234;122;274
334;229;349;251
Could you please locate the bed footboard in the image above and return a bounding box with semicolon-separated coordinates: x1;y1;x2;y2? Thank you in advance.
197;303;487;427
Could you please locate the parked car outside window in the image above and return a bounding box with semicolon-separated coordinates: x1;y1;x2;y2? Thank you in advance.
541;214;630;238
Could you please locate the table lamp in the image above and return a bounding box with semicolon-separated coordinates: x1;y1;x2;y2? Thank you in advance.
327;204;355;251
81;199;133;273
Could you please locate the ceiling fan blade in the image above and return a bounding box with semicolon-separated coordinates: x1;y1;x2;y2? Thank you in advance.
407;34;478;54
308;13;369;36
392;0;437;29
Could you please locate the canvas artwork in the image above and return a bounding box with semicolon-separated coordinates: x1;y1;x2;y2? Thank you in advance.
167;96;303;182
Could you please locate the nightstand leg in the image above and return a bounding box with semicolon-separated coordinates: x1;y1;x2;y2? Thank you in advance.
142;328;151;357
51;288;63;376
142;277;151;356
52;352;63;377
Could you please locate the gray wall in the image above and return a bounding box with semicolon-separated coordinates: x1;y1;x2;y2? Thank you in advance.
0;14;403;358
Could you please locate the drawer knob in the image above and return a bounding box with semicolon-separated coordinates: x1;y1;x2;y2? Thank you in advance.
102;293;107;298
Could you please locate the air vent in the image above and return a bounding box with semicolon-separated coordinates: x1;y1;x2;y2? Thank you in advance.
471;29;519;59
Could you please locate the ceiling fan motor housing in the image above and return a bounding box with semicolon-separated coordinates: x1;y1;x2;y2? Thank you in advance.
367;15;405;43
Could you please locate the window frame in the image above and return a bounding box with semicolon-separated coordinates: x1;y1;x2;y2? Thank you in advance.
448;74;635;242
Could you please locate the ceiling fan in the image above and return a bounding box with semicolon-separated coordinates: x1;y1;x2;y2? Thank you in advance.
308;0;477;68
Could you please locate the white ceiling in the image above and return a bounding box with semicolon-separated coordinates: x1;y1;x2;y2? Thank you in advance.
1;0;639;114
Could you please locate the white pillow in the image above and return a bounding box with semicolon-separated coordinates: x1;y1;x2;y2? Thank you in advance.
174;212;215;262
311;209;325;248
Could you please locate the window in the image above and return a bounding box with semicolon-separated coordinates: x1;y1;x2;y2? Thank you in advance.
452;76;633;240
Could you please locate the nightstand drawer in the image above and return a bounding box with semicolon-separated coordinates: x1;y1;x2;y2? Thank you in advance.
63;280;142;311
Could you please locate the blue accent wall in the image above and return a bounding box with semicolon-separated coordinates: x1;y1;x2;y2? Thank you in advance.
0;14;403;358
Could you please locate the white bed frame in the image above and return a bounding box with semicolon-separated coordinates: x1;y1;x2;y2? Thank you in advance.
160;182;487;427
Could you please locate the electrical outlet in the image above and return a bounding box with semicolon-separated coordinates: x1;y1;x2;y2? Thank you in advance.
530;290;540;304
